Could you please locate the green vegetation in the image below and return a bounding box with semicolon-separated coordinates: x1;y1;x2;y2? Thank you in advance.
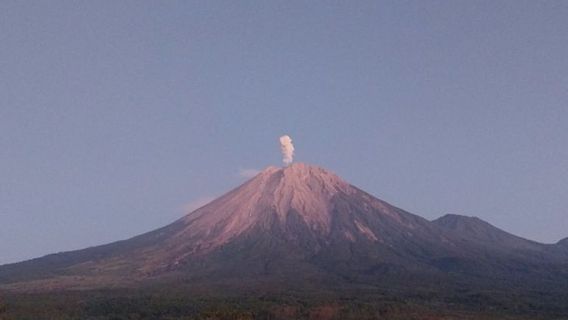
1;288;566;320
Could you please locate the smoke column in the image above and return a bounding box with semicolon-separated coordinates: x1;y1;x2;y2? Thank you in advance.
279;135;294;165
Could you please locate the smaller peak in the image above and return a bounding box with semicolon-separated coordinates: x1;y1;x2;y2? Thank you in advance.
558;237;568;246
432;214;491;231
434;214;480;222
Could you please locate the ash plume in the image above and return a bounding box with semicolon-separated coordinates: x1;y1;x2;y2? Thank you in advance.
279;135;295;166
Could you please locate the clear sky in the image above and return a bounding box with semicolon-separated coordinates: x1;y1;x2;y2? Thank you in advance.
1;1;567;265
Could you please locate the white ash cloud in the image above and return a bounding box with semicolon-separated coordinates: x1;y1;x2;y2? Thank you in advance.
279;135;295;165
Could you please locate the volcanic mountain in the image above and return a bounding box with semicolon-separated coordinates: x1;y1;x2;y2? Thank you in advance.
433;214;548;253
1;163;567;294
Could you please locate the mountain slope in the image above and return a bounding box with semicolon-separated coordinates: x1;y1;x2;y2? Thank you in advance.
1;163;567;293
432;214;544;251
558;238;568;255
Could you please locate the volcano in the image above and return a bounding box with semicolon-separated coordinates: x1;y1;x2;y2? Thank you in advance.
1;163;567;296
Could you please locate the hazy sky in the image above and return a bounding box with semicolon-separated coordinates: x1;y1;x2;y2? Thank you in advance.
1;1;567;264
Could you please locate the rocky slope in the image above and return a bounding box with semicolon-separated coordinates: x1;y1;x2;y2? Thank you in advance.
1;163;566;293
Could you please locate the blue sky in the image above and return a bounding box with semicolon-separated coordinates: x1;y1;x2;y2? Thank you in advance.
1;1;567;264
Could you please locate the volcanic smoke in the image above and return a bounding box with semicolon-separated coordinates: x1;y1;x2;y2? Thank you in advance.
279;135;294;166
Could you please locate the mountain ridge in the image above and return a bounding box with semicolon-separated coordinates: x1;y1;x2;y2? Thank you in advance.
1;163;567;294
432;213;544;250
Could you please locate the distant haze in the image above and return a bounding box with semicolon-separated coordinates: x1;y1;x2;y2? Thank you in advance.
0;1;567;264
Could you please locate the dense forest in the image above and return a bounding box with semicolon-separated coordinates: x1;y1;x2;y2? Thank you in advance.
1;288;567;320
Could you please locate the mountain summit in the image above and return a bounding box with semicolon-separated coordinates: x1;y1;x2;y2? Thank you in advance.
177;163;353;250
1;163;567;293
